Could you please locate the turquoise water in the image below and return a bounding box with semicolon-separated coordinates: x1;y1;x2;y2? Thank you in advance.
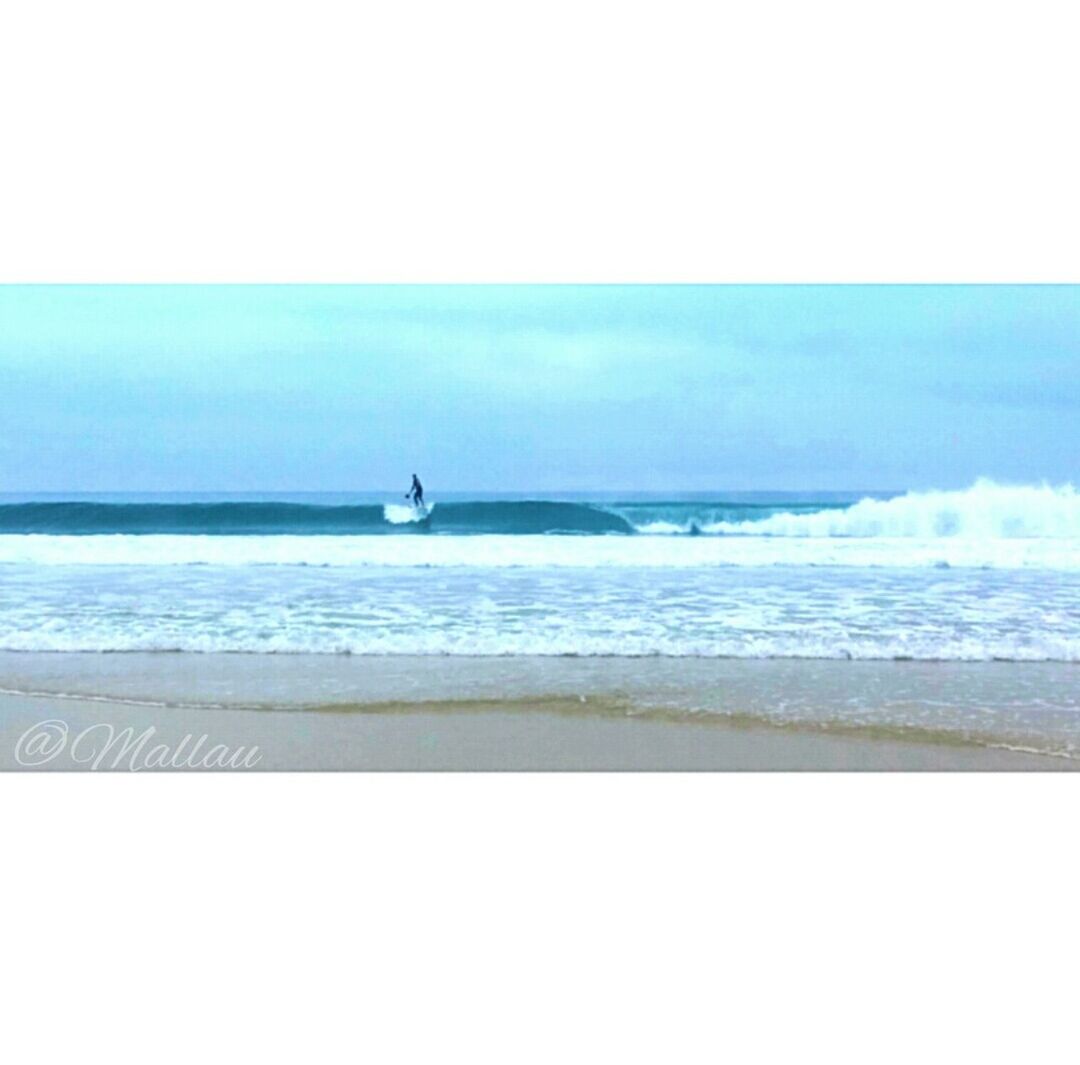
0;493;852;535
2;481;1079;661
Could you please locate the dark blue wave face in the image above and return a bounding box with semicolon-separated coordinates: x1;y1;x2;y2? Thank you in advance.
0;500;636;535
0;496;863;536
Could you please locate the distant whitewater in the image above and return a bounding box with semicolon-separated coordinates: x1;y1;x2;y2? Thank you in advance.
705;480;1080;539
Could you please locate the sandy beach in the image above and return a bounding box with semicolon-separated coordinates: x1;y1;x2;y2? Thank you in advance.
1;653;1075;770
1;692;1072;771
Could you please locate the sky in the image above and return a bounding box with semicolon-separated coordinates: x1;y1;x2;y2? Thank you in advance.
1;285;1077;493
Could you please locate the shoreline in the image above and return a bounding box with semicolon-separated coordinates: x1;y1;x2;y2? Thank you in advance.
0;690;1074;772
1;653;1076;770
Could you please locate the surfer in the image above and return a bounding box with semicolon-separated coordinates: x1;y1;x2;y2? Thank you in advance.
405;474;424;508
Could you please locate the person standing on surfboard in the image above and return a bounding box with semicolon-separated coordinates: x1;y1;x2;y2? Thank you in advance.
406;474;424;508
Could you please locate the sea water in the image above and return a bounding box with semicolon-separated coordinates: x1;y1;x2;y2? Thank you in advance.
1;480;1078;755
2;479;1079;659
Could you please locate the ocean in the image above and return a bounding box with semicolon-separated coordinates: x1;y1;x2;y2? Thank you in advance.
2;479;1080;659
2;479;1078;758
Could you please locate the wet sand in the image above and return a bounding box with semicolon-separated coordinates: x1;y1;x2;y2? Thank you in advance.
0;692;1072;771
0;653;1076;770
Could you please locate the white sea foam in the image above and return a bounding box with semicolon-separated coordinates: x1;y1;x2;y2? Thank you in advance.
2;531;1079;569
382;502;433;524
3;626;1079;660
633;521;691;536
3;556;1079;660
707;480;1080;538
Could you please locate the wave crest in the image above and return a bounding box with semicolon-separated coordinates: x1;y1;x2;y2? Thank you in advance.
707;480;1080;539
383;503;433;524
0;499;630;536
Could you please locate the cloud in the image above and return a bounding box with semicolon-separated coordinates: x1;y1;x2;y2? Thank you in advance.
2;285;1079;490
931;363;1080;410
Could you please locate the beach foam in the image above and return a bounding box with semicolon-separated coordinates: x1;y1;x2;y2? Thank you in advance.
3;482;1079;672
2;531;1079;568
3;559;1079;660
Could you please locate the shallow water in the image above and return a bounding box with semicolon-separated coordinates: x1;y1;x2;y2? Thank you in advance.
2;561;1078;659
3;482;1079;757
1;653;1077;759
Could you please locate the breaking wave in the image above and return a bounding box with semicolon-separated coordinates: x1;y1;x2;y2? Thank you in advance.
702;480;1080;539
0;482;1076;547
0;499;633;536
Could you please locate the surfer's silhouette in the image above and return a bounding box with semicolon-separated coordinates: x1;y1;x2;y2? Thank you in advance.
406;474;424;508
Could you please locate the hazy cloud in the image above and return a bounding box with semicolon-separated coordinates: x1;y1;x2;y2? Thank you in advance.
0;285;1077;491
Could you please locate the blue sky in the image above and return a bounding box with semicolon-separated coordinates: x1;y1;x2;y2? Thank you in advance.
1;285;1077;492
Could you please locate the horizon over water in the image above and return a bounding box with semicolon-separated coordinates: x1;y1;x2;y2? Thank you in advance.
1;477;1078;544
2;478;1079;638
